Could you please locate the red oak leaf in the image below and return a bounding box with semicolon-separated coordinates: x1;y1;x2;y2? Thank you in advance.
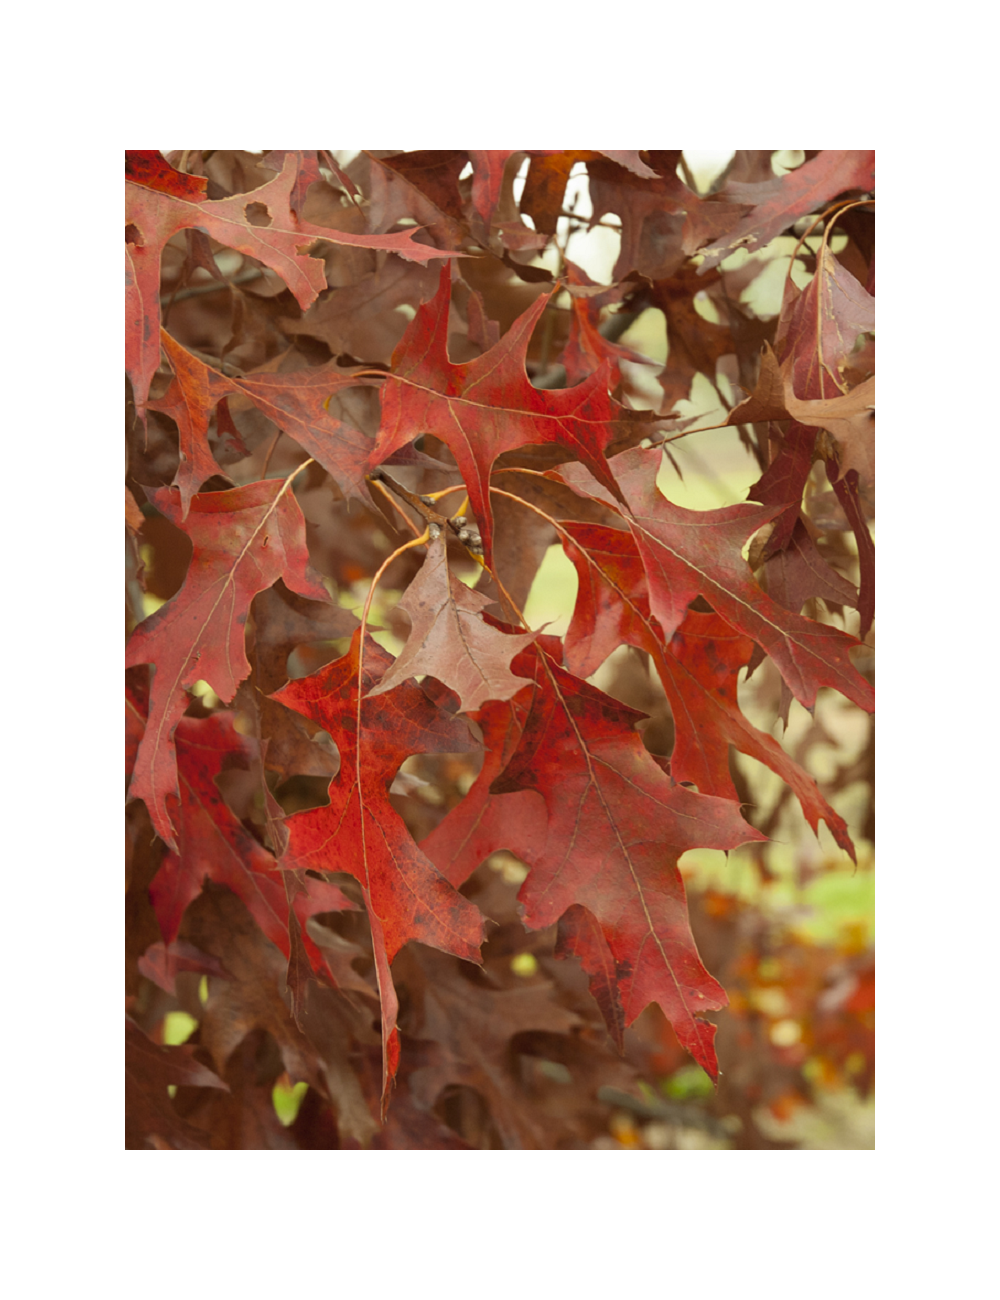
487;644;765;1079
775;245;875;404
731;341;875;490
126;150;207;201
147;710;355;977
420;690;549;890
586;152;751;282
369;265;640;566
367;535;537;711
560;260;654;388
596;151;659;179
468;150;515;227
126;151;458;418
698;151;876;271
401;945;582;1150
728;342;873;631
125;476;330;849
744;421;820;560
649;263;735;412
151;330;376;515
554;447;874;714
756;519;859;622
559;522;855;857
137;940;228;995
772;251;875;629
554;904;627;1052
272;628;486;1112
824;465;875;638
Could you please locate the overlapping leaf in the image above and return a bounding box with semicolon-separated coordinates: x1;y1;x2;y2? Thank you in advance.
125;148;874;1141
479;643;765;1079
558;521;855;855
554;447;874;713
367;535;537;710
145;709;354;977
126;477;330;848
151;330;376;514
369;265;650;565
699;150;875;271
272;628;486;1109
126;150;458;417
400;945;582;1149
125;1016;229;1150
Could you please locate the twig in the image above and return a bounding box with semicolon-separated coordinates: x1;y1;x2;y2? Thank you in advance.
161;267;265;303
367;468;484;559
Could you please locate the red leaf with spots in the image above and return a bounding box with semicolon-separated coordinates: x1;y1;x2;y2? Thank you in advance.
483;644;765;1079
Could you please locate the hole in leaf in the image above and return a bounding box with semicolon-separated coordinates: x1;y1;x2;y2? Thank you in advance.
244;201;272;227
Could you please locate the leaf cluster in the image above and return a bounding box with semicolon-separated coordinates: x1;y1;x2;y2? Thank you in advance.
125;149;874;1148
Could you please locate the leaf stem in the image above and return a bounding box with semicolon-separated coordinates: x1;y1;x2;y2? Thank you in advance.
356;528;433;708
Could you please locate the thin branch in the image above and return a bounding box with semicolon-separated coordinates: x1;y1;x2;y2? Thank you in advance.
160;267;265;303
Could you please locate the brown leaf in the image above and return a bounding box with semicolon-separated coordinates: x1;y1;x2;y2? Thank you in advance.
125;1016;228;1150
368;535;537;711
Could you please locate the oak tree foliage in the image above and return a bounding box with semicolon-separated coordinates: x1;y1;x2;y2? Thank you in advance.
125;149;874;1149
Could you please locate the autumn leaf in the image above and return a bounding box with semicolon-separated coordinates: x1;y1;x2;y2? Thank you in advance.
558;521;855;855
554;905;626;1052
146;709;355;979
181;884;328;1098
560;260;655;388
554;447;874;714
420;687;549;890
698;151;876;271
151;330;377;515
125;1016;228;1150
761;519;858;613
126;151;458;417
137;940;228;995
367;534;537;711
272;628;486;1111
369;265;648;565
399;944;582;1149
485;644;766;1079
731;340;874;497
279;257;439;368
125;148;874;1148
468;150;515;227
775;244;875;402
586;152;751;281
239;580;358;785
126;150;207;200
126;475;331;848
649;263;735;412
734;315;874;631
